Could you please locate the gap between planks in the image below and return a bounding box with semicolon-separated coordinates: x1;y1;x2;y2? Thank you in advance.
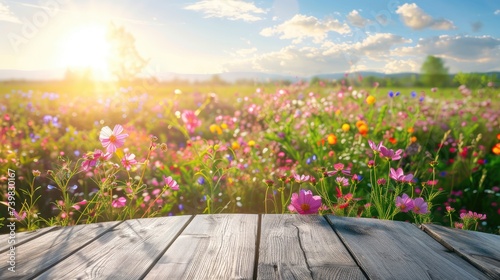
138;215;196;279
323;215;370;280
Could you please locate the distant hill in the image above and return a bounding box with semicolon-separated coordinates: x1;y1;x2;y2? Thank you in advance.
0;69;65;81
1;69;499;83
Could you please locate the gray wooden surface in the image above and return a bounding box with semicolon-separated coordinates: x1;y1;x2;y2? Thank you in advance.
258;214;366;280
0;214;497;280
422;223;500;279
326;216;492;280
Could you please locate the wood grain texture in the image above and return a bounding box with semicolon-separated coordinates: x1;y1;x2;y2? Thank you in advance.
327;216;489;280
0;221;120;280
33;216;191;280
0;226;57;253
257;214;366;280
144;214;258;280
421;223;500;279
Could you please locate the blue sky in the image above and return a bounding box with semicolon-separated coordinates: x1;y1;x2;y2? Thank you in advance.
1;0;499;78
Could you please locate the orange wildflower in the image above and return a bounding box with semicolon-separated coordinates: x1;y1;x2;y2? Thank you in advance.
493;143;500;155
356;120;366;128
232;141;240;150
327;134;337;145
358;124;369;136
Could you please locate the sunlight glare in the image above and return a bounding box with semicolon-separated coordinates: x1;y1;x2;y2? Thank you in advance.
58;24;111;80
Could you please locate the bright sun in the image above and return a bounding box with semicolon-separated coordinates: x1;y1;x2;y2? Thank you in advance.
58;24;111;79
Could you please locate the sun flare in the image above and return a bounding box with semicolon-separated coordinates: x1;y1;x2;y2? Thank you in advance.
58;24;111;80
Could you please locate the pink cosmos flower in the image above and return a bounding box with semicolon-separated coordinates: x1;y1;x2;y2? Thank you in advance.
377;178;387;185
368;140;384;153
163;175;180;191
425;180;439;186
335;177;349;187
81;149;112;171
395;193;414;213
326;163;351;177
293;173;310;183
288;189;322;214
390;168;404;181
181;110;201;134
412;197;429;214
13;210;27;221
112;197;127;208
379;146;403;161
99;125;129;153
121;153;137;170
389;168;414;183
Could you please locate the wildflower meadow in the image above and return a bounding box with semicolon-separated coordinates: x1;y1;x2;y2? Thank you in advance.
1;79;499;234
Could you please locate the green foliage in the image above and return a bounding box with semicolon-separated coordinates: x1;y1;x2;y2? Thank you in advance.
453;71;497;88
420;55;449;87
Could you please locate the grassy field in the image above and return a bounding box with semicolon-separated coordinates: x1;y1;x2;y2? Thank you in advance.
1;80;499;233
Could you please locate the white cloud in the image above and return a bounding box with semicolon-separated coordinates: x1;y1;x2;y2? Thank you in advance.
224;33;411;75
223;45;352;75
391;35;500;72
185;0;266;22
396;3;455;30
393;35;500;60
0;3;21;23
384;59;419;73
315;33;410;61
495;10;500;15
260;14;350;44
347;10;370;28
229;47;257;57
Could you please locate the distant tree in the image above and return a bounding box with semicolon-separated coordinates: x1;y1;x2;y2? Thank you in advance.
453;72;482;88
361;75;377;87
420;55;449;87
453;72;498;88
209;74;227;85
107;23;149;84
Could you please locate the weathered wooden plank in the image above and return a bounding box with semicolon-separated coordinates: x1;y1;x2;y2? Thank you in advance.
0;226;58;253
144;214;258;280
33;216;191;280
0;221;120;280
422;223;500;279
327;216;489;280
257;214;366;280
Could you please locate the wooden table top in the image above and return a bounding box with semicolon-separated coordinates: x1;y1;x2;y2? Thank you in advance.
1;214;499;280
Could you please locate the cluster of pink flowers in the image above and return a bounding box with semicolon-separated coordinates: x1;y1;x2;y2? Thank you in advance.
81;149;112;171
181;110;202;134
460;211;487;221
395;193;428;214
82;125;139;171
